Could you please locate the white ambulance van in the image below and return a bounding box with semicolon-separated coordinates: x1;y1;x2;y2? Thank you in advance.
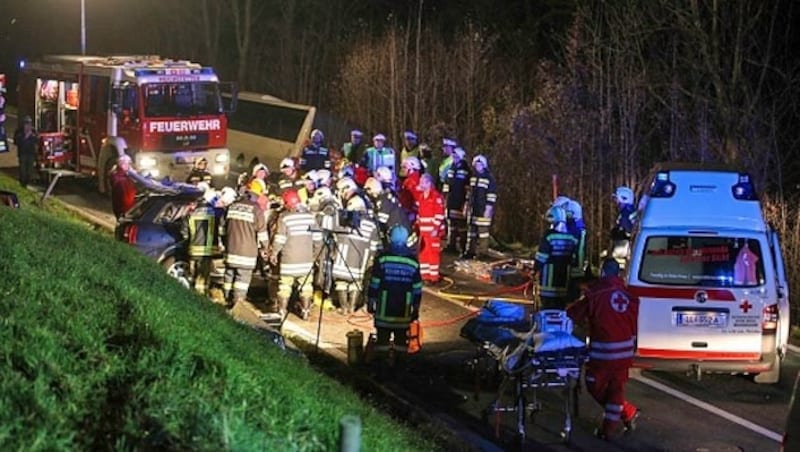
627;163;790;383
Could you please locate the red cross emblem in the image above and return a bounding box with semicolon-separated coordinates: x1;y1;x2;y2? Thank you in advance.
739;300;753;313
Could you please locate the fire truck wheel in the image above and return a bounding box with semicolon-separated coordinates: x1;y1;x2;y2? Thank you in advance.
162;256;192;289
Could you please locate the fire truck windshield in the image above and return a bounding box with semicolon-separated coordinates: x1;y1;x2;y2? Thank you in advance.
143;82;221;118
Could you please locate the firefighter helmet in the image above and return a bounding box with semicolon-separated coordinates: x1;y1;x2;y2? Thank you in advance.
402;156;421;172
613;186;634;205
404;130;418;141
389;224;410;249
364;177;383;197
373;133;386;143
545;206;567;224
315;169;332;187
566;199;583;220
453;147;466;159
375;166;393;184
282;189;302;210
310;129;324;142
351;129;363;138
219;187;237;206
472;154;488;168
252;163;269;176
346;195;367;212
279;157;295;170
336;177;358;197
194;157;208;169
442;138;457;148
248;179;266;196
552;196;571;208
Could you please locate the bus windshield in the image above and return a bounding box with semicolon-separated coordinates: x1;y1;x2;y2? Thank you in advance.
143;82;221;118
639;235;766;287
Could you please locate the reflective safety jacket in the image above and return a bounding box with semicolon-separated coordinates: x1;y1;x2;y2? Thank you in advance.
467;168;497;218
615;204;638;236
342;140;368;165
416;189;445;236
442;160;471;211
223;197;268;268
374;191;411;240
186;169;213;186
332;217;380;282
368;249;422;329
271;207;322;277
277;175;304;195
299;144;331;173
399;144;420;178
566;275;639;369
188;202;223;257
533;230;578;298
362;146;397;176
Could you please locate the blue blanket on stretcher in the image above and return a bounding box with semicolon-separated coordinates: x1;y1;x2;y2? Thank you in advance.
460;300;531;347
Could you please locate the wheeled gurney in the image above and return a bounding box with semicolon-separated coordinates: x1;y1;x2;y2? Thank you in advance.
461;301;588;444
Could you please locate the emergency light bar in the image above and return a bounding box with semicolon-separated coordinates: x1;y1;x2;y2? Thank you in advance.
649;171;677;198
731;173;758;201
649;170;757;201
134;67;214;77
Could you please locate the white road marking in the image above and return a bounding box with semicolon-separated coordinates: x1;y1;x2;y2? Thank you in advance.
631;370;783;443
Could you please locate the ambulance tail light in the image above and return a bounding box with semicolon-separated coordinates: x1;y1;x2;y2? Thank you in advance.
732;173;758;200
762;304;778;333
650;171;676;198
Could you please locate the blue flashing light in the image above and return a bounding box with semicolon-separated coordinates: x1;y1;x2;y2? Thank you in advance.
19;60;25;69
650;172;677;198
731;172;757;200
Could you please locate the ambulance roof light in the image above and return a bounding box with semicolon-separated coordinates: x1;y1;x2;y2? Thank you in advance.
650;171;676;198
732;173;757;200
19;60;25;69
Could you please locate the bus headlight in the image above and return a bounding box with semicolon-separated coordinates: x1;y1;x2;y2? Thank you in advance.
215;153;229;164
139;156;158;169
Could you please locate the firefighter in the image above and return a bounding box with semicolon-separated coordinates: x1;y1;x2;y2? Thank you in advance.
186;186;234;296
110;154;137;219
277;157;302;195
14;116;38;187
222;184;269;309
270;189;322;320
437;138;457;189
610;186;637;266
399;130;420;179
415;173;446;284
362;134;397;179
566;258;640;440
367;224;422;365
399;156;422;220
364;176;412;248
342;129;367;164
532;206;578;310
442;146;471;254
297;170;318;206
332;184;381;315
463;154;497;260
186;157;213;186
299;129;331;174
566;198;589;297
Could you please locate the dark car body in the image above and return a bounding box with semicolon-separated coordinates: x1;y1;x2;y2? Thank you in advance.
115;190;202;288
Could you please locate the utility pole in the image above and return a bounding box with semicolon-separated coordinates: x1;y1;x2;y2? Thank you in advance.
81;0;86;55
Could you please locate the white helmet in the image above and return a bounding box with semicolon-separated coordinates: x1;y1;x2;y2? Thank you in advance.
346;195;367;212
453;147;466;159
375;166;393;184
614;186;634;205
197;181;212;193
252;162;269;176
336;177;358;197
315;169;332;187
566;200;583;220
402;156;421;172
309;186;334;211
552;196;571;208
373;133;387;142
219;187;237;206
310;129;324;142
364;177;383;197
202;187;217;203
279;157;295;170
472;154;488;168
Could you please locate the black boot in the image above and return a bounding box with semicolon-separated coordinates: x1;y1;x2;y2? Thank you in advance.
299;296;312;321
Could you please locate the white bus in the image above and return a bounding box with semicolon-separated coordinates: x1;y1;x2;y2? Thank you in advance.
224;91;316;179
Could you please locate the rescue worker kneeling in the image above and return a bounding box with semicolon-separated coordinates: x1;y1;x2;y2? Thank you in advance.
367;225;422;366
566;258;640;440
270;189;322;320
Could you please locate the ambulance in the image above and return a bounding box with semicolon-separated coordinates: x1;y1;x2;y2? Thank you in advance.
627;163;790;383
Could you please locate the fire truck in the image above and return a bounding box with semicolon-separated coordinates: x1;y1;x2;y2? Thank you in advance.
17;55;235;192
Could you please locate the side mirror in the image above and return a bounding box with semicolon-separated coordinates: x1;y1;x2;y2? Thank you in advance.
111;86;124;115
220;82;238;114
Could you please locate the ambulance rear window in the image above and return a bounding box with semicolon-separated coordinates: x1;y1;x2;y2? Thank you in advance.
639;236;765;287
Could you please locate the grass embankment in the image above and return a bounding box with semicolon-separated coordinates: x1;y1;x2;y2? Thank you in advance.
0;178;435;450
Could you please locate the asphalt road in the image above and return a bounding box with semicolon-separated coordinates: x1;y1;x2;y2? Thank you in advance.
5;127;797;452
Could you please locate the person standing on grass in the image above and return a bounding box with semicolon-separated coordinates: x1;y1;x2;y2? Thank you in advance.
14;116;38;187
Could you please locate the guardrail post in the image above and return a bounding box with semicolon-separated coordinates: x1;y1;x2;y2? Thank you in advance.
339;414;361;452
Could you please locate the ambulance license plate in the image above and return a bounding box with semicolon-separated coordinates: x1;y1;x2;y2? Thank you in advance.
674;310;728;328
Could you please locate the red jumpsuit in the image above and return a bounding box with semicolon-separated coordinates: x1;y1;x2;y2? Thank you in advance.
399;171;421;216
111;168;137;218
566;275;639;437
415;187;445;282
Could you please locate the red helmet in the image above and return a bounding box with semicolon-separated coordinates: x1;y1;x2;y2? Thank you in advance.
282;189;302;210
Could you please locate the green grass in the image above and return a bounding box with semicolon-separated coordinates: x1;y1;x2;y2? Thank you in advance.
0;176;436;451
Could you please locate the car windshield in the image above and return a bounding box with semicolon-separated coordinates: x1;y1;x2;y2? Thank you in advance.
639;235;765;287
143;82;221;117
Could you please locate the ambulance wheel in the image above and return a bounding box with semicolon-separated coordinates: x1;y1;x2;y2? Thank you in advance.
162;256;192;289
754;353;781;384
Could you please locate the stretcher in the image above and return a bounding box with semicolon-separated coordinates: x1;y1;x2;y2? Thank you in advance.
461;301;588;445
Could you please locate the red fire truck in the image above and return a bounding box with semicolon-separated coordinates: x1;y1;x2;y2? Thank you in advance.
17;55;235;192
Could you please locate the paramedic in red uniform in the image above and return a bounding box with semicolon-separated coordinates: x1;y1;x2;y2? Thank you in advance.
111;154;137;219
566;258;640;440
415;173;445;284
